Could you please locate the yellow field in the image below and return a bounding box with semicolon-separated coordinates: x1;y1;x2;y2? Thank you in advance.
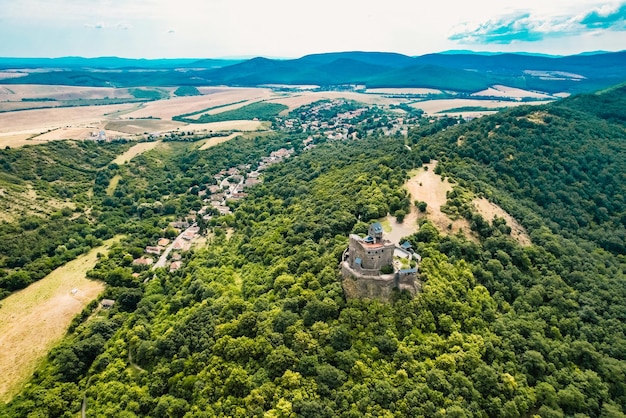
410;98;553;115
104;119;185;134
0;236;121;402
0;84;133;101
0;103;137;135
111;141;161;165
123;87;276;120
198;132;242;150
472;85;555;99
268;91;404;111
0;133;38;149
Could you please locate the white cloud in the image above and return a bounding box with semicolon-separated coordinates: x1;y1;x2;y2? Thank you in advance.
449;1;626;44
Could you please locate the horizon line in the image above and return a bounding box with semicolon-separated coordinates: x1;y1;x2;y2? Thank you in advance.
1;49;624;61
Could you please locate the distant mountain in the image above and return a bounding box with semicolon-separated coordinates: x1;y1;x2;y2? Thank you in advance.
0;57;242;69
297;51;416;68
2;51;625;94
365;64;492;92
437;50;562;58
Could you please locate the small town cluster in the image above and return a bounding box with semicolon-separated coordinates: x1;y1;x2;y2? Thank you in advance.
130;147;295;274
274;99;423;141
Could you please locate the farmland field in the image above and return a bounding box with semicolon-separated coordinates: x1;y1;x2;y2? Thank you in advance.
124;87;276;120
411;98;552;115
0;84;555;148
0;237;121;402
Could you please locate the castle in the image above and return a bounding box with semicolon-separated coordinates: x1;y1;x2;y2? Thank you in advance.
341;222;420;301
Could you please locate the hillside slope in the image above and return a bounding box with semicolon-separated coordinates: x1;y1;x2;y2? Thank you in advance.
2;87;626;417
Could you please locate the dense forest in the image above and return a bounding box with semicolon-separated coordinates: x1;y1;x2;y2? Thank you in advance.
2;85;626;417
0;140;130;298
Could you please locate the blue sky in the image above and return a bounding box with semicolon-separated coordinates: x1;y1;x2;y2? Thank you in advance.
1;0;625;58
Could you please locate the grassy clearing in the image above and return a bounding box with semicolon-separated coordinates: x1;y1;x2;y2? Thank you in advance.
472;197;531;246
0;236;121;402
404;162;472;238
106;174;122;196
198;133;242;151
111;141;161;165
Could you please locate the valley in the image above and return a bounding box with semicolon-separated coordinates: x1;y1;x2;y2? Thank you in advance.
0;83;554;149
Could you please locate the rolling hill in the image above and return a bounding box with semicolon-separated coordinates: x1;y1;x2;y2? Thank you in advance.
1;82;626;416
2;50;625;94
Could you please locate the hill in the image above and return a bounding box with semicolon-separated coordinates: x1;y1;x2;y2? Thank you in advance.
1;84;625;416
3;50;625;94
0;56;241;69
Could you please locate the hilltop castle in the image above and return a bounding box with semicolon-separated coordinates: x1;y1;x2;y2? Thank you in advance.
341;222;420;301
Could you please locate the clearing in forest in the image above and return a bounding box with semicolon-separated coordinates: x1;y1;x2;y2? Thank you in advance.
384;161;531;246
472;197;531;245
106;174;122;196
0;236;121;402
384;161;472;243
198;133;242;150
111;141;161;165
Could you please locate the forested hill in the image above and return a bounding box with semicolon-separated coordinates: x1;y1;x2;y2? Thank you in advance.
3;50;625;94
3;87;626;417
415;84;626;254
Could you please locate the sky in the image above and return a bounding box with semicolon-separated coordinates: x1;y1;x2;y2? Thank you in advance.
1;0;625;58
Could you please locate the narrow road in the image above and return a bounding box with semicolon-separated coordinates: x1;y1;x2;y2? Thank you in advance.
153;223;197;270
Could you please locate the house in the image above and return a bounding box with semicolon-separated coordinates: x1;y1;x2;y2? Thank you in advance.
170;261;182;272
216;205;232;215
170;221;190;229
172;241;185;250
244;178;261;188
145;246;163;255
230;192;248;200
158;238;170;247
101;299;115;309
133;256;154;266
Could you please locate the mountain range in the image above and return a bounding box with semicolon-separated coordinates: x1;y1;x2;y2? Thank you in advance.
1;50;625;94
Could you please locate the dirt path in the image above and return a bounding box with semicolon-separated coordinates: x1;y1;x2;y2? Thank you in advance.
0;236;121;402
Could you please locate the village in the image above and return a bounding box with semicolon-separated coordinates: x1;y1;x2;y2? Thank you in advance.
130;146;295;274
274;99;424;142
